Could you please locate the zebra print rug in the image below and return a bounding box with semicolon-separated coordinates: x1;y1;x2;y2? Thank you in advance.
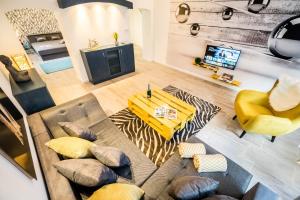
109;85;221;167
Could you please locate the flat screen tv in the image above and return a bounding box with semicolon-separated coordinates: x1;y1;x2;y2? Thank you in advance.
203;45;241;70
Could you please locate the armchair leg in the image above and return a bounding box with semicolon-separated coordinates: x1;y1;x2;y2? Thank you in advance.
232;115;237;120
271;136;276;143
240;131;246;138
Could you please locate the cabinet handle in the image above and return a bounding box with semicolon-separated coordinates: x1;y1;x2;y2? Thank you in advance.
103;52;105;57
120;49;122;55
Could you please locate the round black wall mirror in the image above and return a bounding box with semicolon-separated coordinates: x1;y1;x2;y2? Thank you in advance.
248;0;271;14
190;23;200;36
222;7;233;20
175;3;191;23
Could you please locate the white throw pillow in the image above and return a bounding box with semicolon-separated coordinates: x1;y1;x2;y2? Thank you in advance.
178;142;206;158
193;154;227;173
269;75;300;112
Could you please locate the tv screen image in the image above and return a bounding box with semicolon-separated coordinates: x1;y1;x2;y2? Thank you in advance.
203;45;241;70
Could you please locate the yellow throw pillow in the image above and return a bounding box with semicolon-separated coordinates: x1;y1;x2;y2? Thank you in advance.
45;137;95;159
88;183;144;200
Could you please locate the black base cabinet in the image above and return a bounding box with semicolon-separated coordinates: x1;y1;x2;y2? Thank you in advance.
10;69;55;115
81;43;135;84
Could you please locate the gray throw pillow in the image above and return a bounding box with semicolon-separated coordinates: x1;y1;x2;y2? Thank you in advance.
54;159;117;187
168;176;219;200
203;195;238;200
90;145;131;167
58;122;97;141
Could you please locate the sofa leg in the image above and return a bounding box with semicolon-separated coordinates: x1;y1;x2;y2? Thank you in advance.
232;115;237;120
240;131;246;138
271;136;276;143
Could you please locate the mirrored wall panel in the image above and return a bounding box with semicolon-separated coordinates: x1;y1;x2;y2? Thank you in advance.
0;88;36;179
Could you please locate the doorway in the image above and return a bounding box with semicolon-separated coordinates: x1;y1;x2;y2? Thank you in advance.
5;8;73;75
129;8;154;61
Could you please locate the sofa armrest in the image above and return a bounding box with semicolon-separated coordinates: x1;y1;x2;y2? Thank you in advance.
242;183;278;200
245;115;292;135
28;114;78;200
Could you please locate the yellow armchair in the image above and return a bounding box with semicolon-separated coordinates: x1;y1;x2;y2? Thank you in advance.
233;83;300;142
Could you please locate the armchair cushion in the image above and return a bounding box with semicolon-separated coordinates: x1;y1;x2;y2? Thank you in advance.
244;115;292;135
269;75;300;112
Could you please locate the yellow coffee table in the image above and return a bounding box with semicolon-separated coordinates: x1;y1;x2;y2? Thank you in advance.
128;88;196;141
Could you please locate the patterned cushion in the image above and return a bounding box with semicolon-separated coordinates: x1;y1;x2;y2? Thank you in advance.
178;142;206;158
88;183;144;200
45;137;95;158
194;154;227;173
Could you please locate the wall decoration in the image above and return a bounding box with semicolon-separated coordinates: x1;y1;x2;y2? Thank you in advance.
222;7;234;20
190;23;201;36
175;3;191;23
168;0;300;59
5;8;60;44
268;15;300;59
248;0;271;14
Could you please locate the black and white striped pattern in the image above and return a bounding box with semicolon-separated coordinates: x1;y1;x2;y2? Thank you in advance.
109;85;221;166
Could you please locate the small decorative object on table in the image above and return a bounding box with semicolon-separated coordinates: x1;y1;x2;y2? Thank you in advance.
11;54;31;70
147;83;152;98
193;61;219;73
194;57;201;65
211;73;241;86
88;39;99;49
0;55;31;83
219;73;234;83
113;32;119;46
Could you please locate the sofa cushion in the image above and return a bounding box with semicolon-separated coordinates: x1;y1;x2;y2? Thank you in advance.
88;183;144;200
91;118;157;186
90;145;130;167
203;195;238;200
41;94;107;138
59;122;97;141
54;159;117;187
45;137;95;159
193;154;227;173
168;176;219;200
142;136;252;199
178;142;206;158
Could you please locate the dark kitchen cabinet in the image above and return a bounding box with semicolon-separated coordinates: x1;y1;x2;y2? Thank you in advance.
80;43;135;84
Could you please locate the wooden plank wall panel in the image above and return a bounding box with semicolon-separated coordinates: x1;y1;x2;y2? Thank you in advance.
169;12;292;31
169;24;269;47
168;0;300;49
170;1;300;15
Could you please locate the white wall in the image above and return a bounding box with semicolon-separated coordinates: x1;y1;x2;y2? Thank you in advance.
153;0;170;64
56;3;130;81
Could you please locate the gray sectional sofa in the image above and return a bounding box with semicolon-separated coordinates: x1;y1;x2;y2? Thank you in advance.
28;94;278;200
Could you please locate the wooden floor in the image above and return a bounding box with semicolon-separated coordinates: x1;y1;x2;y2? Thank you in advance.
40;48;300;200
